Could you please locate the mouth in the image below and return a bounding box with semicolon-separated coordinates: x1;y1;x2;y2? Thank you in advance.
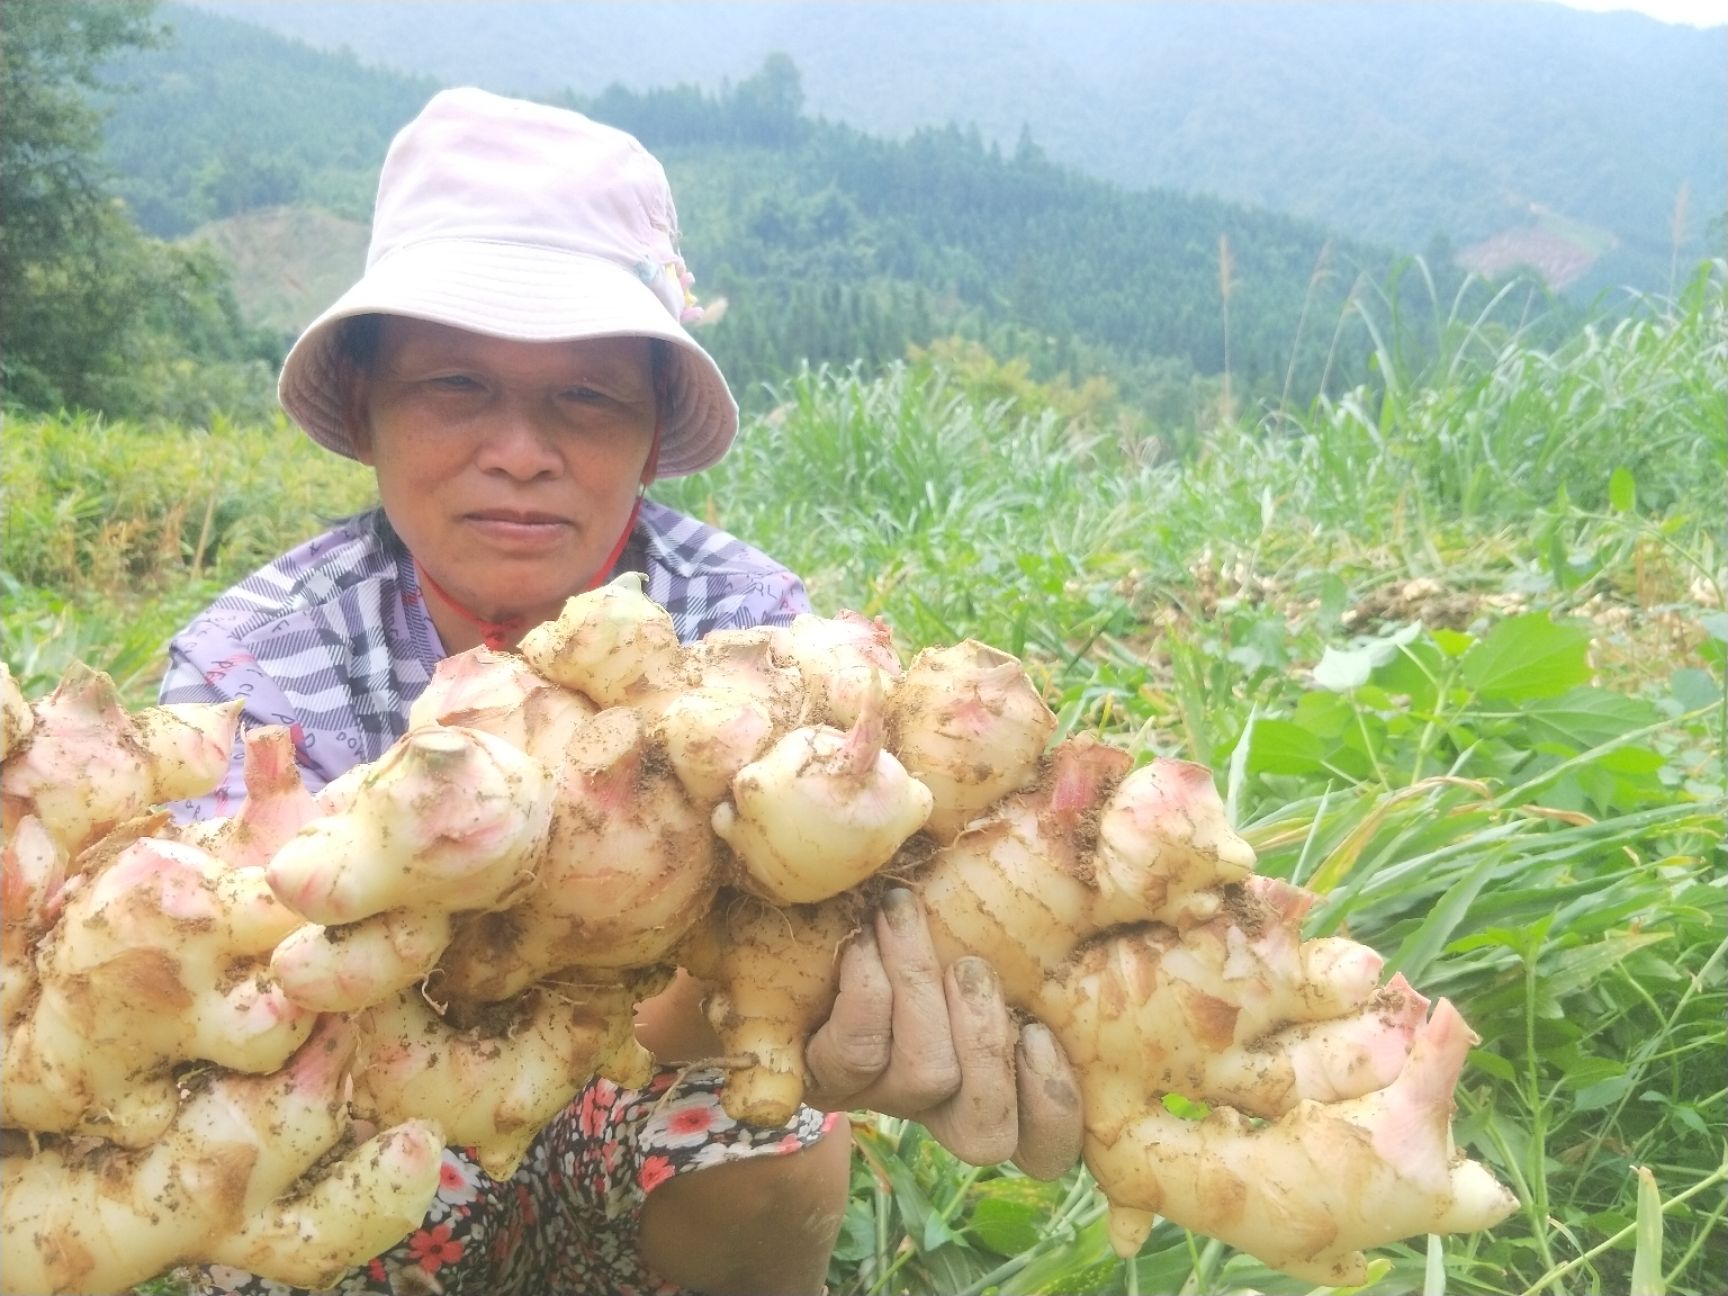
463;510;574;551
466;509;570;526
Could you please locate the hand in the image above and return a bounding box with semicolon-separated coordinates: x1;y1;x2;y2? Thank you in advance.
803;886;1084;1179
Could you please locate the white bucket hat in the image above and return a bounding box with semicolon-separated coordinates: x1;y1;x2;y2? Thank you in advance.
278;87;736;478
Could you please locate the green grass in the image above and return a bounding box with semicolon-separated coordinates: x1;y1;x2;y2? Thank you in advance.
9;259;1725;1295
0;409;374;703
661;259;1727;1295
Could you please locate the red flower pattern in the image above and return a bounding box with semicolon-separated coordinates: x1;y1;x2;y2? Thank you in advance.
666;1104;714;1137
637;1153;676;1193
407;1221;465;1272
198;1069;829;1294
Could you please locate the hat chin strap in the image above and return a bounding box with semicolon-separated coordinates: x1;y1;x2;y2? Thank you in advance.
415;560;527;652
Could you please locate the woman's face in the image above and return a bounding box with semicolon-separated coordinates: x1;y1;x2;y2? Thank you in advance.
352;317;658;638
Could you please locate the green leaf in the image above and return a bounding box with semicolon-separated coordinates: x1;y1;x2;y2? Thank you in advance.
1609;465;1637;513
1313;643;1379;692
1388;849;1508;981
1575;1074;1635;1112
1541;931;1671;1001
1549;525;1577;592
1520;686;1660;749
1244;717;1327;775
1432;627;1475;657
967;1178;1064;1259
1671;667;1723;710
1374;633;1445;711
1595;745;1666;775
921;1210;966;1254
1001;1212;1119;1295
1319;572;1349;626
1313;622;1424;693
1699;611;1728;644
1461;614;1593;700
1293;689;1355;738
1468;1048;1516;1082
1424;1231;1447;1296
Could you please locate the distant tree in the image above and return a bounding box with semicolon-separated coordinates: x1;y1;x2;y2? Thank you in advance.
731;53;807;147
194;147;308;222
1;0;160;406
0;0;271;415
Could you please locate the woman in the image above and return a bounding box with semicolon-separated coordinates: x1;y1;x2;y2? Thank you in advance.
162;88;1080;1296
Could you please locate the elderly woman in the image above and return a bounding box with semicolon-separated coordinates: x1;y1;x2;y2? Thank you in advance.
161;88;1079;1296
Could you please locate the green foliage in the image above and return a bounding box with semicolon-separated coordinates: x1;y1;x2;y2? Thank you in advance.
161;2;1727;295
91;25;1472;423
656;266;1725;1296
0;0;283;419
0;409;373;706
99;4;439;236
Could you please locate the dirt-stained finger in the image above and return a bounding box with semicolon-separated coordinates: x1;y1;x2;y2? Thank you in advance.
1009;1021;1084;1180
804;925;894;1102
862;887;961;1112
920;956;1019;1166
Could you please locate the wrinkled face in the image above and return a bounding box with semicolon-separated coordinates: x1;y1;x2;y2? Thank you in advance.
351;317;658;643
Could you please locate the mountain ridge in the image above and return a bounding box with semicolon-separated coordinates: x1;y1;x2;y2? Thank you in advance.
178;0;1725;293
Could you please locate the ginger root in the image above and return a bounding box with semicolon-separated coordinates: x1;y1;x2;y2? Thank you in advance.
0;580;1518;1291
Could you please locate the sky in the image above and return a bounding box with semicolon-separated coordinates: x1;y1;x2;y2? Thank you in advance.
1543;0;1728;25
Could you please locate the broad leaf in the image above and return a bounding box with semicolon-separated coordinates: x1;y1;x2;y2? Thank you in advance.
1521;685;1659;749
1461;614;1592;700
967;1177;1064;1259
1313;622;1424;693
1244;717;1327;776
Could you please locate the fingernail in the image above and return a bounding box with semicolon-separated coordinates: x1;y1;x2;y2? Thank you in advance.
954;956;995;1000
1021;1021;1059;1069
882;887;919;931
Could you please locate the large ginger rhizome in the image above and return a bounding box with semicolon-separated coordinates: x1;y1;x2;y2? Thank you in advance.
0;582;1516;1294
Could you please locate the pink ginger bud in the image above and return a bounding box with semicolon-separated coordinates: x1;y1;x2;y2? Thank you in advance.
715;675;932;904
1092;758;1256;929
918;736;1133;1004
517;572;685;706
266;726;553;926
409;646;596;768
656;686;779;809
686;628;804;723
888;641;1057;842
437;708;716;998
774;610;904;726
132;698;245;802
184;726;323;871
2;663;154;854
1;814;67;1026
2;665;241;854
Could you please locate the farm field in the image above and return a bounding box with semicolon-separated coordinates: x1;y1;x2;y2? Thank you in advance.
3;263;1724;1295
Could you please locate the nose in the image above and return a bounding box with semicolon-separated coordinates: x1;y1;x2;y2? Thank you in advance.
472;396;563;480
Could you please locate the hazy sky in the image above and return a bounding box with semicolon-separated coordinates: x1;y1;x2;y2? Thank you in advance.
1545;0;1728;25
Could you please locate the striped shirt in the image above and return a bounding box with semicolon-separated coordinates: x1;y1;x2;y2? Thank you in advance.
159;500;809;819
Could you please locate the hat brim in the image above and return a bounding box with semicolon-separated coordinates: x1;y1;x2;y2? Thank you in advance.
278;239;738;478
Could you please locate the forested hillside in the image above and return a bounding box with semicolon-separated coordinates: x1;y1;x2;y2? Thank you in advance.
98;6;437;234
97;4;1522;433
180;0;1726;296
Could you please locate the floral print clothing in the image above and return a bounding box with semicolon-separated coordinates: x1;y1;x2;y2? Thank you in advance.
189;1066;841;1296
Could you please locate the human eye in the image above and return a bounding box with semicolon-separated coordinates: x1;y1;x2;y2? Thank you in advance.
429;373;483;392
558;382;613;405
